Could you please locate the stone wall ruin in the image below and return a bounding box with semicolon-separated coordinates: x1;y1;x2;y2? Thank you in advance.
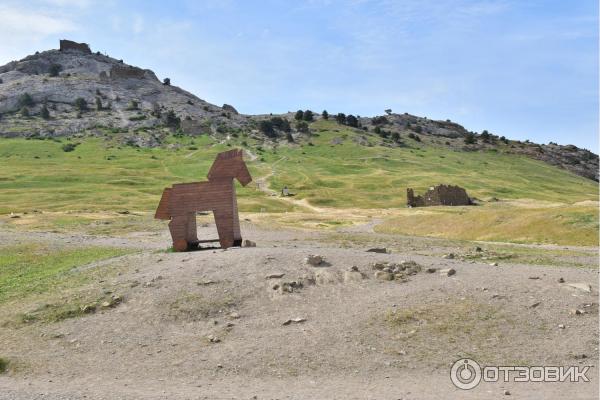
407;184;471;207
109;65;146;79
59;40;91;54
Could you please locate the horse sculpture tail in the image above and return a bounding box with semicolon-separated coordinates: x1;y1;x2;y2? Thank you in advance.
155;188;172;220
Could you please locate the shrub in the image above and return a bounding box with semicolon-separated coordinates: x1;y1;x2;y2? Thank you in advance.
62;143;78;152
259;120;275;137
41;105;50;119
18;92;34;107
335;113;346;124
294;110;304;120
48;64;61;77
413;125;422;133
0;357;8;374
20;106;29;117
384;108;392;115
322;110;329;119
464;132;477;144
73;97;88;111
271;117;291;132
372;116;389;125
163;78;171;85
346;114;358;127
295;121;309;133
96;97;103;111
481;130;490;143
391;132;400;142
413;134;421;142
303;110;314;122
286;132;294;142
165;109;180;129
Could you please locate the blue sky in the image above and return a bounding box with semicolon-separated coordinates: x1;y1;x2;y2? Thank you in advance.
0;0;597;151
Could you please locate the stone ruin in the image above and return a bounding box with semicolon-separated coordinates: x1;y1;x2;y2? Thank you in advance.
59;39;91;54
109;64;146;79
406;184;472;207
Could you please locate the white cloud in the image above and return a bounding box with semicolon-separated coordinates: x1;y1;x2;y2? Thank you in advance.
132;14;144;34
0;5;77;38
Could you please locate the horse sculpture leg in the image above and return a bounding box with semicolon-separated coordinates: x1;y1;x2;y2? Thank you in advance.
169;216;190;252
213;208;235;249
185;212;199;248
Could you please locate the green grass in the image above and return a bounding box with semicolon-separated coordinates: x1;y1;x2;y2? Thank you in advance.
0;122;597;245
0;135;293;214
0;244;132;303
265;120;597;208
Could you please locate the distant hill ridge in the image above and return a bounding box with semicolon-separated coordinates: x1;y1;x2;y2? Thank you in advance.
0;40;597;181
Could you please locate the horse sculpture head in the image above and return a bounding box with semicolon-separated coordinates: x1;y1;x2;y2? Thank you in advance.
207;149;252;186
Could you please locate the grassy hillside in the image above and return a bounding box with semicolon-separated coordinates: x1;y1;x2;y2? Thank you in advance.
0;120;597;245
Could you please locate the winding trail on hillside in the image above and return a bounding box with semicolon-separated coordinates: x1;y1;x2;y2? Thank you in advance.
254;156;325;213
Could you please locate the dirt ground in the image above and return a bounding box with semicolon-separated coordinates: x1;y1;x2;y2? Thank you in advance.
0;219;598;399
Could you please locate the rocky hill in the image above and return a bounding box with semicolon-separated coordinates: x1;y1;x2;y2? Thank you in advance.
0;40;597;180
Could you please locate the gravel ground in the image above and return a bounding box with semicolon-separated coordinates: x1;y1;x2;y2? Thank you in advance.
0;221;597;399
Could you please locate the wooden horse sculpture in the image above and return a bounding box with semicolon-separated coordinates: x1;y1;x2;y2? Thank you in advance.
155;149;252;251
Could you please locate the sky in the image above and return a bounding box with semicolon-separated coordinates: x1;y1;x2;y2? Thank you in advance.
0;0;597;151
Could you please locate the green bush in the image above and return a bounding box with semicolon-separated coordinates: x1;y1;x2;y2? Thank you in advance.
73;97;88;111
259;120;276;138
61;143;78;152
295;121;309;133
126;100;138;110
48;64;61;77
294;110;304;120
322;110;329;120
464;132;477;144
18;92;34;107
165;110;180;129
41;105;50;120
0;357;8;374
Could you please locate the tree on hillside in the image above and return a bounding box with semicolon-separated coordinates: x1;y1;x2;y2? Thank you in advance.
286;132;294;143
303;109;314;122
346;114;358;128
96;97;103;111
322;110;329;120
335;113;346;125
163;78;171;85
294;110;304;120
391;132;400;142
20;106;29;117
384;108;392;115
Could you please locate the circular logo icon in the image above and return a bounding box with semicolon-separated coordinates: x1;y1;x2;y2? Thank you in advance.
450;358;482;390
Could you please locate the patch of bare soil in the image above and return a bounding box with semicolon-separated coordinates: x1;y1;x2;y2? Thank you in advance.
0;222;597;399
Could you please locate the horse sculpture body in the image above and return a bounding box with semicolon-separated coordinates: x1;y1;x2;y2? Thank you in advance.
155;149;252;251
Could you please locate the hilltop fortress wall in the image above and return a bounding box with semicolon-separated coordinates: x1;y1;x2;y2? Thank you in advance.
59;40;91;54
